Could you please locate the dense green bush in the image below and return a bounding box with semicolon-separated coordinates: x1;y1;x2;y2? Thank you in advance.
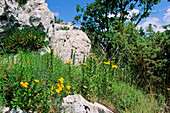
108;22;169;98
0;26;48;55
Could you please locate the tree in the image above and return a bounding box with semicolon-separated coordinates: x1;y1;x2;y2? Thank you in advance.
74;0;161;57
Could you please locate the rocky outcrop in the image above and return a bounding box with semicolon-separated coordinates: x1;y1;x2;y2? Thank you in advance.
61;94;113;113
0;0;91;63
51;30;91;63
0;0;55;41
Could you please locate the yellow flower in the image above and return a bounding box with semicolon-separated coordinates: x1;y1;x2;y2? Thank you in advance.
21;83;28;88
82;63;87;66
51;48;54;50
104;62;110;65
34;36;36;38
90;53;94;55
20;82;23;85
71;48;74;50
34;79;39;83
57;83;64;88
112;65;118;68
59;87;62;91
58;77;64;83
56;89;60;93
66;90;69;94
113;57;116;59
24;82;29;85
95;58;97;60
66;61;71;64
66;85;71;90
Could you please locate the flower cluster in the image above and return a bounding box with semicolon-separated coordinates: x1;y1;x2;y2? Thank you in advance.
56;77;71;94
20;82;29;88
104;61;110;65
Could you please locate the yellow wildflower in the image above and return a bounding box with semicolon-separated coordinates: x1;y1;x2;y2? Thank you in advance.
82;63;87;66
24;82;29;85
90;53;94;55
113;57;116;59
66;90;68;94
21;83;28;88
59;87;62;91
34;36;36;38
66;85;71;90
112;65;118;68
95;58;97;60
34;79;39;83
66;61;71;64
51;48;54;50
58;77;64;83
56;89;60;93
57;83;64;88
20;82;23;85
104;62;110;65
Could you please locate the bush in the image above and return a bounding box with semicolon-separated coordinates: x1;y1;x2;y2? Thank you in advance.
109;22;169;98
0;26;48;55
15;0;28;6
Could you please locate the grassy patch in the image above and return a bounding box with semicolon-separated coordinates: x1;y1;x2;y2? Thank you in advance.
0;50;165;112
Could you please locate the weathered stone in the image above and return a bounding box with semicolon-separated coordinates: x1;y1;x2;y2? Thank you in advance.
61;94;113;113
0;0;91;63
51;30;91;63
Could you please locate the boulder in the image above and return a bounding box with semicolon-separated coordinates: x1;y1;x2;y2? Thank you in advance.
0;0;91;63
51;30;91;63
61;94;113;113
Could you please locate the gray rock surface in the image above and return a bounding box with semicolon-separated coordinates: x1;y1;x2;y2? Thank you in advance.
51;30;91;63
61;94;113;113
0;0;91;63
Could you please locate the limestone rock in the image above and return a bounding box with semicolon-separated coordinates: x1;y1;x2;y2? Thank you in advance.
0;0;91;63
61;94;113;113
51;30;91;63
0;0;55;40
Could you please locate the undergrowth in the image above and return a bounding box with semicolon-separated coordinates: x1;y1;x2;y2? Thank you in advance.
0;50;166;112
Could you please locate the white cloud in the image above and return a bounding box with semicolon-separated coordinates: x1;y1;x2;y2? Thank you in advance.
164;8;170;23
127;9;139;19
54;12;59;17
107;13;120;18
107;9;139;20
138;17;165;32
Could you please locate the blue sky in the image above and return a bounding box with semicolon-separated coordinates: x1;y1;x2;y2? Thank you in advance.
46;0;170;32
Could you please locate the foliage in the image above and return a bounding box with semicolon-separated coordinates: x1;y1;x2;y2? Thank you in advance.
0;51;166;112
15;0;28;6
0;26;48;55
60;27;70;30
107;22;170;98
0;51;72;112
54;16;64;24
74;0;161;57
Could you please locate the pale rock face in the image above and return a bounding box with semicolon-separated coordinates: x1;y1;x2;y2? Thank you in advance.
61;94;113;113
0;0;91;63
0;0;55;41
52;30;91;63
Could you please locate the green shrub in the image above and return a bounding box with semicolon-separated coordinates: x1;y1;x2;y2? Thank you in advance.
15;0;28;6
60;27;69;30
109;22;169;98
0;26;48;55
